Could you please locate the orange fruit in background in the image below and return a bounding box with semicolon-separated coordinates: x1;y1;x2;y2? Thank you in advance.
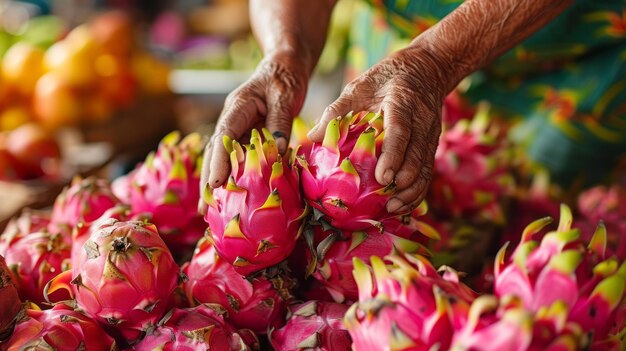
97;55;137;108
90;10;134;58
33;73;81;130
44;41;98;89
0;105;32;131
1;42;45;96
6;122;61;180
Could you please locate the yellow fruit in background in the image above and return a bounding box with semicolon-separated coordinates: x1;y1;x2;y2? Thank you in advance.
33;72;81;130
44;41;98;88
0;106;32;131
1;43;45;96
65;24;102;59
131;52;170;95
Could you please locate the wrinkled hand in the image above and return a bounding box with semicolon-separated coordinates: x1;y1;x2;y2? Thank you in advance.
308;45;453;214
201;52;309;189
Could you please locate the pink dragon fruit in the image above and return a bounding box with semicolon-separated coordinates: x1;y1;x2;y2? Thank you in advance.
45;219;182;343
575;184;626;259
298;111;396;231
0;208;51;255
182;236;294;334
2;304;117;350
202;129;307;276
450;295;587;350
344;254;476;350
0;226;71;305
134;304;259;351
494;204;626;346
500;170;560;249
113;131;206;258
69;205;132;266
428;103;515;224
442;90;475;127
1;254;21;342
50;176;120;230
305;226;427;303
269;300;352;351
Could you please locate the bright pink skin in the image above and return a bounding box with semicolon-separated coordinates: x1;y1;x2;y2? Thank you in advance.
0;228;71;305
0;209;51;255
0;255;21;342
299;112;395;231
494;207;626;345
451;297;584;351
203;130;306;276
48;220;181;343
575;185;626;260
134;305;258;351
428;114;514;224
3;304;117;350
113;132;206;258
50;177;120;230
270;301;351;351
345;255;476;350
182;237;292;334
69;205;132;267
307;226;427;303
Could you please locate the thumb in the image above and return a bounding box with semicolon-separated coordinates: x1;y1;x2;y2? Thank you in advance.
308;94;355;142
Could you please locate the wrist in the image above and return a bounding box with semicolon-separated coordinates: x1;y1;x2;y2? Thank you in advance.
261;35;315;77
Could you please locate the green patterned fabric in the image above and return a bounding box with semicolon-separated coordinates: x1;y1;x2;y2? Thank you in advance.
347;0;626;186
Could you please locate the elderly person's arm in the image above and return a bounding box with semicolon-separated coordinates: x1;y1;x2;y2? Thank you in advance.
308;0;573;213
202;0;337;189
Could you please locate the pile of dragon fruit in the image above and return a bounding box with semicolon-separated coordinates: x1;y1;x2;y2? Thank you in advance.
0;97;624;350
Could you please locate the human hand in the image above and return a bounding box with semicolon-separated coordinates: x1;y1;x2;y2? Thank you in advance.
308;45;455;214
201;52;309;189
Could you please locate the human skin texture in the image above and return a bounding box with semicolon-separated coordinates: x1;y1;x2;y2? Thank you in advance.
202;0;573;214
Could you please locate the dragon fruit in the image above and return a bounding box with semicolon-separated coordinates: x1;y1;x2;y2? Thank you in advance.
182;236;294;334
428;103;515;224
134;304;259;351
298;111;396;231
305;226;427;303
2;304;117;350
0;254;21;342
50;176;120;230
450;295;587;350
0;208;51;255
202;129;307;276
45;219;182;342
113;131;206;259
494;204;626;346
0;226;71;305
269;300;352;351
344;254;476;350
442;90;475;127
575;184;626;259
69;205;132;265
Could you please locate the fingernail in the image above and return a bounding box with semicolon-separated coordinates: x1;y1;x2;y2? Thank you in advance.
386;198;404;213
272;131;286;139
383;169;395;185
274;136;287;154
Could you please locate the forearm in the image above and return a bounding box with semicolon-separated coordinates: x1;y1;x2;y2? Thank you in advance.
250;0;337;77
414;0;573;92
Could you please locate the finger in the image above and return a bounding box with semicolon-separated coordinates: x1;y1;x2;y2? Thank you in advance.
386;180;426;214
394;120;440;190
387;121;440;212
375;97;413;186
308;82;361;142
208;94;262;187
265;86;304;155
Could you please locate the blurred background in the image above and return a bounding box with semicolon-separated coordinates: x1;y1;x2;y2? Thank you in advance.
0;0;356;224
